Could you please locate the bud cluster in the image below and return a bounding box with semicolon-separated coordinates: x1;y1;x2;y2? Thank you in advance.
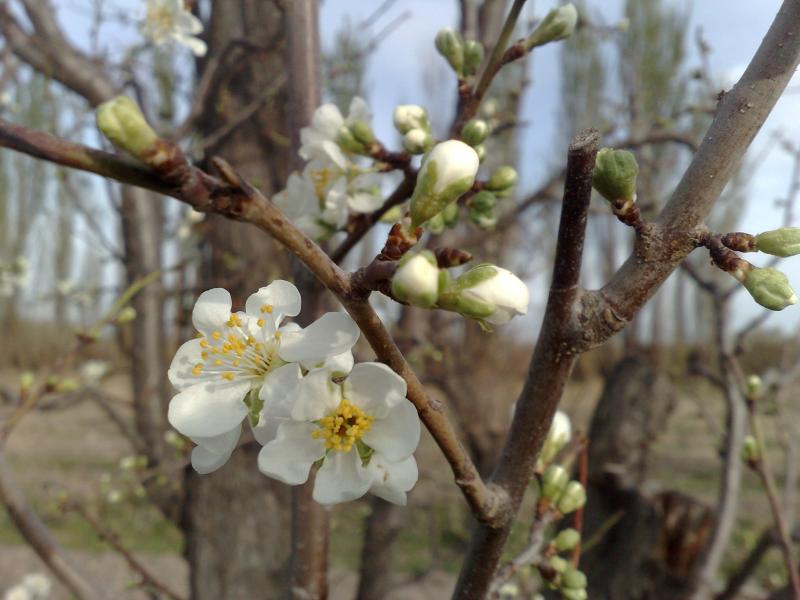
393;104;434;154
434;28;485;78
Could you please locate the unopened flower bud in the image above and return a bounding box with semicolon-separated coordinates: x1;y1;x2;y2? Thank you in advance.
442;201;460;227
409;140;480;228
549;555;569;574
461;119;489;146
486;166;519;192
403;128;433;154
474;143;487;162
469;207;498;230
540;410;572;464
442;264;529;325
755;227;800;257
469;191;496;212
116;306;137;324
391;251;440;308
742;435;760;464
462;40;485;76
96;96;159;160
562;589;588;600
426;212;446;234
526;4;578;49
592;148;639;208
541;465;569;501
554;528;581;552
435;28;464;74
746;374;762;397
380;205;404;224
19;371;35;392
557;481;586;514
393;104;429;134
56;378;79;393
337;126;367;154
562;567;588;590
742;267;798;311
350;120;375;146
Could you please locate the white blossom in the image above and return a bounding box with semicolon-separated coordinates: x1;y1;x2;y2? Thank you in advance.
141;0;207;56
167;280;360;473
299;97;372;165
258;362;420;505
393;104;428;134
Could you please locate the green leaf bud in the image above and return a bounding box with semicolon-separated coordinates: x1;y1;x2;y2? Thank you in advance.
469;206;497;230
116;306;137;324
541;465;569;501
755;227;800;257
469;191;496;212
561;589;588;600
746;374;762;397
526;4;578;49
19;371;35;392
461;119;489;146
592;148;639;207
462;40;485;76
96;96;159;160
442;201;460;227
474;143;487;162
554;528;581;552
741;434;760;464
562;567;588;590
557;481;586;515
435;28;464;74
350;120;375;146
425;212;446;234
742;267;798;311
486;166;519;192
549;555;569;574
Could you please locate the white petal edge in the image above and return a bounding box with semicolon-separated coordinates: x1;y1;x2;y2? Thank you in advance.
245;280;301;328
258;421;325;485
291;369;341;421
278;312;360;363
168;380;249;438
313;450;372;504
192;288;232;335
368;454;418;506
361;399;420;461
345;362;407;417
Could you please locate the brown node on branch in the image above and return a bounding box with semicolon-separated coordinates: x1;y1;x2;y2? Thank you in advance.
720;231;758;252
707;236;751;278
434;247;472;267
378;222;421;261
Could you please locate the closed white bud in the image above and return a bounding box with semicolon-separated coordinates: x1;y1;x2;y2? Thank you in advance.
443;264;529;325
540;410;572;464
393;104;429;134
409;140;479;228
391;251;440;308
403;128;433;154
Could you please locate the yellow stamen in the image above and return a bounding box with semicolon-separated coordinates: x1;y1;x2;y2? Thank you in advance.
260;304;273;314
211;331;222;341
222;372;235;381
257;318;265;328
313;399;373;453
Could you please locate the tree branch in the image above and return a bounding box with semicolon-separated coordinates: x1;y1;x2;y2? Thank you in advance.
453;129;599;599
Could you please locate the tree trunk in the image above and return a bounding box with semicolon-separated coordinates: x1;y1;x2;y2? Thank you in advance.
182;2;296;598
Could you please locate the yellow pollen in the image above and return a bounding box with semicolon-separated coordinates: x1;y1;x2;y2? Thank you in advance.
222;372;235;381
200;339;209;348
257;318;265;328
260;304;274;314
275;331;281;340
226;313;242;327
247;336;256;345
191;363;203;376
211;331;222;341
214;359;223;366
233;359;241;367
311;399;373;453
201;351;208;359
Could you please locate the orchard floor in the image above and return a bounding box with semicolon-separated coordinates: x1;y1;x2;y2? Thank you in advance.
0;367;793;598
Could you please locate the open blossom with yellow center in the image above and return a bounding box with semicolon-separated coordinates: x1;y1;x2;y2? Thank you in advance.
141;0;207;56
167;280;359;474
258;363;421;505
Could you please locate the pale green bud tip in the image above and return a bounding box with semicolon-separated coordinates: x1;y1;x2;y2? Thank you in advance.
435;28;464;73
391;251;440;308
450;264;529;325
592;148;639;204
554;528;581;552
393;104;429;134
409;140;479;228
96;96;158;158
562;588;588;600
403;128;433;154
380;205;404;224
349;120;375;145
541;465;569;501
116;306;137;324
746;374;762;396
549;556;569;574
557;481;586;514
461;119;489;146
462;40;485;76
562;567;588;590
742;267;798;311
741;435;760;463
528;3;578;48
540;410;572;464
486;166;519;192
755;227;800;257
19;371;35;391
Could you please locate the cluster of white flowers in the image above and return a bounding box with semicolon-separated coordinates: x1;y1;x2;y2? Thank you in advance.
140;0;207;56
168;280;420;504
3;573;51;600
273;98;388;240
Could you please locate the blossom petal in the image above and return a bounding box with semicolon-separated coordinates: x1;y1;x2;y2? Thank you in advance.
190;426;241;474
313;451;372;504
362;399;420;461
347;97;372;125
168;380;249;438
348;191;382;213
259;363;302;416
192;288;231;335
245;280;301;328
345;362;407;417
258;422;325;484
302;350;354;376
168;338;207;390
368;454;418;506
278;312;359;363
312;104;344;140
291;368;341;421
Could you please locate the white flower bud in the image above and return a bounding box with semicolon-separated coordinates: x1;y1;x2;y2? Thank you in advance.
449;264;529;325
393;104;429;134
540;410;572;464
403;128;433;154
557;481;586;514
527;4;578;48
391;251;440;308
409;140;479;228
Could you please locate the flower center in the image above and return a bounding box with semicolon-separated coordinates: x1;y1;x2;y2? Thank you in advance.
311;399;373;453
191;310;282;382
310;167;334;198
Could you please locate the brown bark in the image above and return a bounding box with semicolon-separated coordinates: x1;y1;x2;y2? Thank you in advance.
182;3;296;598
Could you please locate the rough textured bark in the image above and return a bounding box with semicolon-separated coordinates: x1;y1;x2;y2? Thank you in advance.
356;497;405;600
182;3;296;598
